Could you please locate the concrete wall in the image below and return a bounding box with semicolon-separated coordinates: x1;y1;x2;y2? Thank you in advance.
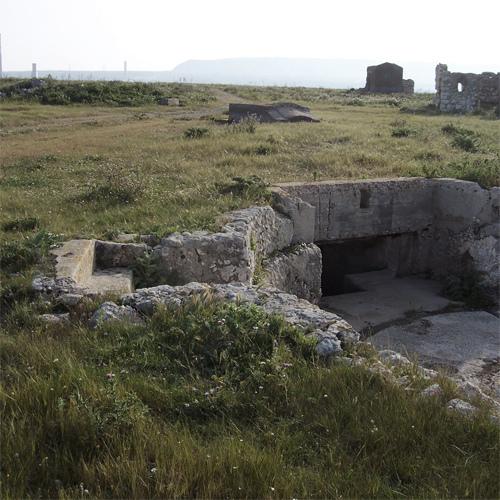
276;178;499;301
279;178;434;242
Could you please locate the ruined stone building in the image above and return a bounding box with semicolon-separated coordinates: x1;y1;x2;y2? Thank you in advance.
364;62;414;94
434;64;500;114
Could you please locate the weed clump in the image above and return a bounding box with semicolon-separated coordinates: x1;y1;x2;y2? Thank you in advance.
218;175;270;201
420;157;499;188
2;217;40;232
184;127;210;139
227;116;258;134
442;123;481;152
0;230;60;273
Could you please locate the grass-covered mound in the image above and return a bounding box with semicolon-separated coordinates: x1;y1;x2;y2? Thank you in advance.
1;296;498;498
0;78;215;106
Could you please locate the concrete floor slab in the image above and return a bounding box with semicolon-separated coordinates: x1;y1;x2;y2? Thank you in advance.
320;270;455;332
83;268;134;295
368;311;500;399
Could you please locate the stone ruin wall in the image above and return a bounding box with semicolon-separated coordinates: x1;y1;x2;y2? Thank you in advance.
434;63;500;114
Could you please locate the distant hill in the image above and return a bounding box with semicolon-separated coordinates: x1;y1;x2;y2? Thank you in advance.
4;58;499;92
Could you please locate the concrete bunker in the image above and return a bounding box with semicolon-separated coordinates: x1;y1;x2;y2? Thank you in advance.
275;178;499;332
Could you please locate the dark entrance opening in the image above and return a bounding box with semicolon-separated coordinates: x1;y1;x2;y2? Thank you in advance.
319;236;393;295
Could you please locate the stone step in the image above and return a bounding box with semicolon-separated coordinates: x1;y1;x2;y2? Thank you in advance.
82;268;134;295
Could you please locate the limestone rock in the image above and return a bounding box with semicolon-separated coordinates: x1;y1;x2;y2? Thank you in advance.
89;301;144;328
378;350;411;367
420;384;443;398
447;398;478;418
39;313;70;324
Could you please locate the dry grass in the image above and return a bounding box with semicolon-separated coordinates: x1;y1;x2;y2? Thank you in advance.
1;87;498;239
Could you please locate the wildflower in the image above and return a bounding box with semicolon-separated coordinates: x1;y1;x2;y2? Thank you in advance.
106;372;115;380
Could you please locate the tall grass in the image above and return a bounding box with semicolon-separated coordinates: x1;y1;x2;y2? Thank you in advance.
1;298;498;498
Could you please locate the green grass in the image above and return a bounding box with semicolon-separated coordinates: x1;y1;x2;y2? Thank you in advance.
1;83;499;498
1;298;498;499
1;86;498;240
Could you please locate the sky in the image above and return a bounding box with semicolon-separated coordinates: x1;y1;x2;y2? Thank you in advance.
1;0;500;72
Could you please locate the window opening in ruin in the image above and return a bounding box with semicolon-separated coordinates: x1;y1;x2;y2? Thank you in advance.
360;189;371;209
457;82;464;93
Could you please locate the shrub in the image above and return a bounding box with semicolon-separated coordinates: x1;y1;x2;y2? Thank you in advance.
184;127;209;139
391;126;413;138
451;133;480;152
441;123;481;152
132;251;163;288
420;157;499;189
442;270;494;309
2;217;40;232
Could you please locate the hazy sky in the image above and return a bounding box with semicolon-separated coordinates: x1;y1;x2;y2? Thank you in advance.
1;0;499;71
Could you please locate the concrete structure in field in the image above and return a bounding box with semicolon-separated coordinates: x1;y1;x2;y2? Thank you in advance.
364;62;414;94
31;63;37;78
123;60;127;78
434;63;500;115
229;103;319;123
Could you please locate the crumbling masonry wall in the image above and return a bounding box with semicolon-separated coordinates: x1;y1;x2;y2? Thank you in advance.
434;63;500;114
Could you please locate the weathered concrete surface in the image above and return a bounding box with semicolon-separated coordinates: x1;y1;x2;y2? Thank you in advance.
271;187;316;244
155;230;253;284
279;178;434;242
83;268;134;295
368;311;500;400
229;103;319;123
121;282;359;356
320;270;456;331
262;243;322;303
51;239;95;282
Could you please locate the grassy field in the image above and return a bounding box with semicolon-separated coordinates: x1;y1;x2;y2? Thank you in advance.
1;81;498;238
1;80;499;498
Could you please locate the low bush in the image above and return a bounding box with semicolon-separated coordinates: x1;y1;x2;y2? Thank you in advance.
218;175;270;201
441;123;481;152
184;127;210;139
255;144;273;155
451;133;480;152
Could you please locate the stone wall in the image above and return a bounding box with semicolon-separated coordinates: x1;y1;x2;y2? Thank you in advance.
155;206;294;286
434;63;500;114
